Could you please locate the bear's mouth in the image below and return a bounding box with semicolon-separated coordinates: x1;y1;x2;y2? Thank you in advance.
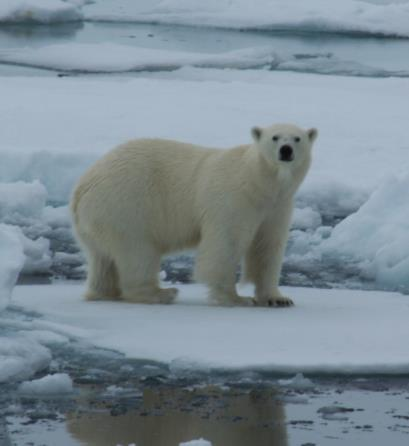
279;145;294;162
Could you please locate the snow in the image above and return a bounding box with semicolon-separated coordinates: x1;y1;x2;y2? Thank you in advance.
86;0;409;38
0;72;408;196
0;0;83;24
9;283;409;375
17;373;73;395
179;440;212;446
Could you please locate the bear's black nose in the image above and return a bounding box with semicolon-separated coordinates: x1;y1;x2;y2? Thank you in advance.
279;145;294;162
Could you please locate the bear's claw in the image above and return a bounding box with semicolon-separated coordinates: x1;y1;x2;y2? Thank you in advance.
267;296;294;307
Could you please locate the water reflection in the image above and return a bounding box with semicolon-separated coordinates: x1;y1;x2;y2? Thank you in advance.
67;386;288;446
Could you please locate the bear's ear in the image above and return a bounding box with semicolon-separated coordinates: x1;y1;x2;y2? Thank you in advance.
251;126;262;142
307;128;318;143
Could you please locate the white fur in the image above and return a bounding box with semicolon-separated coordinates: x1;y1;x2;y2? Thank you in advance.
70;123;317;306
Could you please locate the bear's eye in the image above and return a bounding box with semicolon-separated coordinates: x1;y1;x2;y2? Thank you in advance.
272;135;279;142
294;136;301;143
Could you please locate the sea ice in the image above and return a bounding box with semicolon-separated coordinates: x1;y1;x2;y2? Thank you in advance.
105;0;409;38
10;283;409;375
0;44;277;74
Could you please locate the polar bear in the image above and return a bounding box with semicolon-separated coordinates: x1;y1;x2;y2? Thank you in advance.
70;123;317;307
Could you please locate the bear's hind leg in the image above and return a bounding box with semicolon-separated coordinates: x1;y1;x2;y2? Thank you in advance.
84;250;121;301
114;244;177;305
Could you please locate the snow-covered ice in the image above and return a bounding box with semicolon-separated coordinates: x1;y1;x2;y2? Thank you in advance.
9;283;409;375
1;72;407;195
18;372;73;395
1;43;402;78
0;44;277;74
85;0;409;38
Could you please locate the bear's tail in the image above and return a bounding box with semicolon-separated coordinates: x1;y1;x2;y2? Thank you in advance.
69;182;84;228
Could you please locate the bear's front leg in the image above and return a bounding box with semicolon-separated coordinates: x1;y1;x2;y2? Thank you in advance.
244;206;294;307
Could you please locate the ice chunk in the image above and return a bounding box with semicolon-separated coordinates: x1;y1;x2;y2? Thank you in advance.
16;330;69;346
0;337;51;383
0;181;47;224
292;207;322;231
0;224;25;311
18;373;74;395
278;373;314;390
16;228;52;275
42;205;71;228
179;440;212;446
297;179;368;222
322;174;409;290
0;181;53;275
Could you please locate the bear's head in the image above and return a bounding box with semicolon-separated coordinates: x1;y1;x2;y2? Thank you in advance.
251;123;318;172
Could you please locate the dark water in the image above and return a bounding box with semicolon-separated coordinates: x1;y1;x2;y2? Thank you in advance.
0;325;408;446
4;372;409;445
